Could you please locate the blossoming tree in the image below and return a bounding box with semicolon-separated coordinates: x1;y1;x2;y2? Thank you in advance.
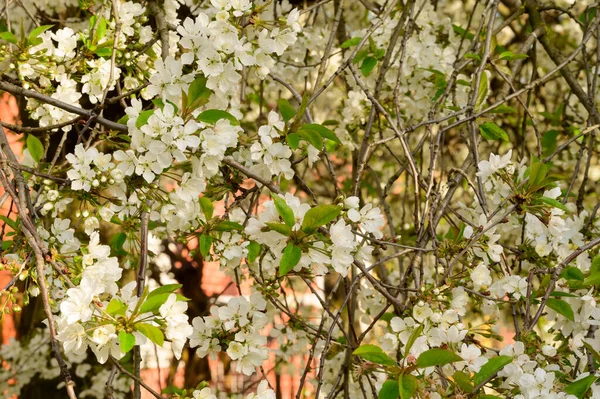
0;0;600;398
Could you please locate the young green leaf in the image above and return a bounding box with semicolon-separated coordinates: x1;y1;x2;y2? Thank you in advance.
95;17;107;41
26;135;44;163
106;298;128;316
301;123;341;144
564;375;597;398
402;324;424;359
0;31;17;44
119;330;136;353
545;298;575;321
247;241;261;263
199;197;214;220
452;371;473;393
353;344;397;366
479;122;509;141
361;57;378;76
147;284;182;298
110;232;127;254
136;323;164;346
378;380;400;399
538;196;569;212
264;222;292;236
272;195;295;227
287;132;300;149
139;293;171;314
499;51;528;61
277;98;296;122
301;205;341;234
279;243;302;276
582;341;600;364
28;25;53;41
475;72;488;110
297;128;323;149
398;374;418;399
473;356;512;387
560;267;585;281
341;37;362;49
197;109;239;125
416;348;462;368
489;105;517;114
136;109;155;128
199;234;212;258
188;76;211;107
213;221;244;232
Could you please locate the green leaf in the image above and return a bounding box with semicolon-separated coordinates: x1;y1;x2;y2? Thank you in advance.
353;344;397;366
26;135;44;163
464;52;481;60
139;293;171;314
360;57;378;76
397;374;418;399
287;132;300;149
579;6;597;25
95;47;112;57
499;51;528;61
199;197;214;220
214;221;243;232
584;272;600;287
111;232;127;254
188;76;211;108
549;291;578;298
475;72;488;110
0;215;18;230
341;37;362;49
416;348;462;368
265;222;292;236
279;243;302;276
479;122;509;141
452;371;473;393
147;284;182;298
403;324;424;359
559;267;585;281
119;330;136;353
0;31;17;44
106;298;127;316
301;123;341;144
28;25;53;41
301;205;341;234
592;255;600;273
489;105;517;114
199;234;212;258
542;130;560;156
353;49;370;65
96;17;107;41
452;24;474;40
545;298;574;321
297;128;323;149
538;196;569;212
197;109;239;125
378;380;399;399
564;375;597;398
136;323;164;346
136;109;155;128
247;241;261;263
527;159;549;187
272;195;295;227
582;341;600;364
473;356;512;386
277;98;296;122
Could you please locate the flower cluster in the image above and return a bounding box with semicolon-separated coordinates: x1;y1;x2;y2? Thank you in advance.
190;293;268;376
